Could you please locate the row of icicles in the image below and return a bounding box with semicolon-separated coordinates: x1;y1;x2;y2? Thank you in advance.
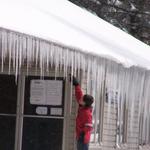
0;28;150;147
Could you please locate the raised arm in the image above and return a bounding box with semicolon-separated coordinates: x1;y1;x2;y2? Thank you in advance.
75;85;83;104
70;75;83;105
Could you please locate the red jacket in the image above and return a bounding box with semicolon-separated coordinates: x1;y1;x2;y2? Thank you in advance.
75;85;93;144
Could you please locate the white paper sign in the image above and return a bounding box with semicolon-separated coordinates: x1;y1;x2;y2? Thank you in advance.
46;80;62;105
30;80;46;105
50;108;62;115
36;107;48;115
30;80;63;106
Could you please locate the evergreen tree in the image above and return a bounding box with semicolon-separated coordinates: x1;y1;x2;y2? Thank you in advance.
69;0;150;45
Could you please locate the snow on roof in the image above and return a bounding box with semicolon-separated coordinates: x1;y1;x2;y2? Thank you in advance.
0;0;150;69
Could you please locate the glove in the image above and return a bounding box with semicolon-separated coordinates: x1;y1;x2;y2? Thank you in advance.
69;74;79;86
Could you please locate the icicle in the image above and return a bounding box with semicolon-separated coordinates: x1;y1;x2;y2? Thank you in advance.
137;70;145;136
68;51;73;113
31;38;35;63
69;74;73;114
58;47;63;75
24;37;28;76
15;35;19;82
92;58;101;143
1;31;4;72
8;33;12;74
77;52;81;78
105;60;113;125
141;73;150;145
54;45;59;79
131;68;142;137
22;36;26;67
39;41;42;77
50;44;55;69
71;51;74;77
39;41;46;78
45;43;50;72
91;57;97;98
12;34;16;74
69;51;75;114
63;48;67;78
35;39;39;72
42;42;49;77
96;61;105;143
3;31;8;72
80;53;86;86
73;51;77;77
40;42;44;77
86;56;92;94
28;37;33;70
64;48;69;78
18;36;22;73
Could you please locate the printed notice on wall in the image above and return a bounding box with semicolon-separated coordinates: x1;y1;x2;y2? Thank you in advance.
50;108;62;116
30;80;63;106
36;107;48;115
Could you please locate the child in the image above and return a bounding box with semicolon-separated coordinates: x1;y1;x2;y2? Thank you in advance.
70;76;94;150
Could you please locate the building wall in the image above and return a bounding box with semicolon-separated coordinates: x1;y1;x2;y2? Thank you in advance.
0;67;142;150
101;102;117;150
127;100;140;150
69;73;141;150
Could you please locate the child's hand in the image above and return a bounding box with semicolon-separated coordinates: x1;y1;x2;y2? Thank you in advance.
69;74;79;86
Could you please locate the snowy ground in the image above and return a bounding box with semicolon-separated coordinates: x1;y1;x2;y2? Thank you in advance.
139;145;150;150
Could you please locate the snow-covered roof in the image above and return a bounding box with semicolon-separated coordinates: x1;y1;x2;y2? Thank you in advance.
0;0;150;69
1;1;150;139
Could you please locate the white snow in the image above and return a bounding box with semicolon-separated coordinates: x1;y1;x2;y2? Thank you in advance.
0;0;149;69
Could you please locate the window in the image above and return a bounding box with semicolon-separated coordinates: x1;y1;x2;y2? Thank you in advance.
22;76;64;150
105;89;128;148
0;74;65;150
